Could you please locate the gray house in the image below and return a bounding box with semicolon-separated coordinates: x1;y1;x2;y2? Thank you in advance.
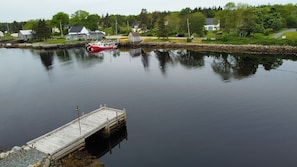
18;30;34;41
89;31;106;40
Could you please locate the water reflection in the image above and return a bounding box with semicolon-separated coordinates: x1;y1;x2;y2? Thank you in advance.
259;56;283;70
211;53;285;81
39;50;54;70
85;126;128;158
56;49;71;63
154;50;174;75
129;48;150;69
30;48;296;82
176;50;205;68
58;126;127;167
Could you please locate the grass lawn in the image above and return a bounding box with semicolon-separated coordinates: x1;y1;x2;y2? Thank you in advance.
281;32;297;39
42;37;81;44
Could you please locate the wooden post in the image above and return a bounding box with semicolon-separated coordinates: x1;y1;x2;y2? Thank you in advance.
75;106;81;135
123;108;127;123
116;111;119;125
105;118;110;137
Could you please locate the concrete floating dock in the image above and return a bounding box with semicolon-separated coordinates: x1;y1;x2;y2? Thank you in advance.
27;106;126;160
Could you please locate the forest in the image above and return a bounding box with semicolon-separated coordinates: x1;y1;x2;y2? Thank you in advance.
0;2;297;39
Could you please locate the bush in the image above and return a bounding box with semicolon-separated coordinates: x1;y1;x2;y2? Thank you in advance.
186;37;193;42
218;34;233;42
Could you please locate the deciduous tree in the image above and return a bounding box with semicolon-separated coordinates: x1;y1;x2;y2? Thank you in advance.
51;12;69;35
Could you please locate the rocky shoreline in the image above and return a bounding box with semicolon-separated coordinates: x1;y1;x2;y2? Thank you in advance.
0;145;74;167
0;145;50;167
0;41;88;50
0;145;103;167
120;42;297;55
1;41;297;55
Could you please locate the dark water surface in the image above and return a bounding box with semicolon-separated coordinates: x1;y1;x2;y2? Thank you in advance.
0;48;297;167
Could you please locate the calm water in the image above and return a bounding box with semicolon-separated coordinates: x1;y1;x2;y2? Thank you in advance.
0;48;297;166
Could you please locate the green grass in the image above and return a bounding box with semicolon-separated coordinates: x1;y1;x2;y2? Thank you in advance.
41;37;83;44
281;32;297;39
43;38;67;44
205;31;217;38
202;30;297;46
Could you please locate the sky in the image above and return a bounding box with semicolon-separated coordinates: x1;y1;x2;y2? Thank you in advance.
0;0;295;22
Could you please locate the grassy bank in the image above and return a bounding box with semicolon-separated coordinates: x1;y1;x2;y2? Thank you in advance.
202;35;297;46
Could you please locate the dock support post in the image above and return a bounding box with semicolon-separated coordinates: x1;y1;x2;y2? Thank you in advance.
123;108;127;122
105;118;110;137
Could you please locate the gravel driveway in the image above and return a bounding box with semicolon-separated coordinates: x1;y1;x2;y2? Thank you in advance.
272;28;297;38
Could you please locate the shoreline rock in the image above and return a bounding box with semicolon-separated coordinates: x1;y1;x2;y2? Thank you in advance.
120;42;297;55
0;145;50;167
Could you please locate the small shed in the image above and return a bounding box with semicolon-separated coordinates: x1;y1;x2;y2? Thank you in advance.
204;18;220;31
128;32;142;43
18;30;34;41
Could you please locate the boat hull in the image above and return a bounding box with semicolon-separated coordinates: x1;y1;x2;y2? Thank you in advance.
86;42;117;52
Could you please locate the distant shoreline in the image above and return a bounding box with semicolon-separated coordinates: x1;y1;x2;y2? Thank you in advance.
1;41;297;55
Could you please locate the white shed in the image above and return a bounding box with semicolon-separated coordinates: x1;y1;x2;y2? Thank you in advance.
18;30;34;41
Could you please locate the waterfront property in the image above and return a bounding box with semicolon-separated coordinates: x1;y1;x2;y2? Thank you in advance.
27;106;126;160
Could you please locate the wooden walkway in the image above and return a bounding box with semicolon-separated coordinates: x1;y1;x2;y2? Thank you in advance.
27;106;126;160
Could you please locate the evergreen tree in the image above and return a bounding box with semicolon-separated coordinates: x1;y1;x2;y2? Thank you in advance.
157;16;168;39
34;19;51;41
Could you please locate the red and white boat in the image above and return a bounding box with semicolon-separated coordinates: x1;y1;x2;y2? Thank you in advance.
86;41;118;52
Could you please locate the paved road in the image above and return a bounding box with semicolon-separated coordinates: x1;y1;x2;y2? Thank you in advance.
272;28;297;38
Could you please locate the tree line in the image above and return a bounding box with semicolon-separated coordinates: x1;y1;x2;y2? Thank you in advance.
0;2;296;40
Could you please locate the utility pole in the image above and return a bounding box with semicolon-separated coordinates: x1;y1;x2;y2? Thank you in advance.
6;23;10;34
187;18;190;38
115;19;118;35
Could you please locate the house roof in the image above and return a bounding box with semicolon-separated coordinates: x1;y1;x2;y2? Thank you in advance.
69;26;84;33
19;30;33;35
205;18;214;25
129;32;140;37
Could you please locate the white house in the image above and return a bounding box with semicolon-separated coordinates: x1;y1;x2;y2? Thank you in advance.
204;18;220;31
68;26;89;35
18;30;34;41
0;31;4;38
66;26;89;40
